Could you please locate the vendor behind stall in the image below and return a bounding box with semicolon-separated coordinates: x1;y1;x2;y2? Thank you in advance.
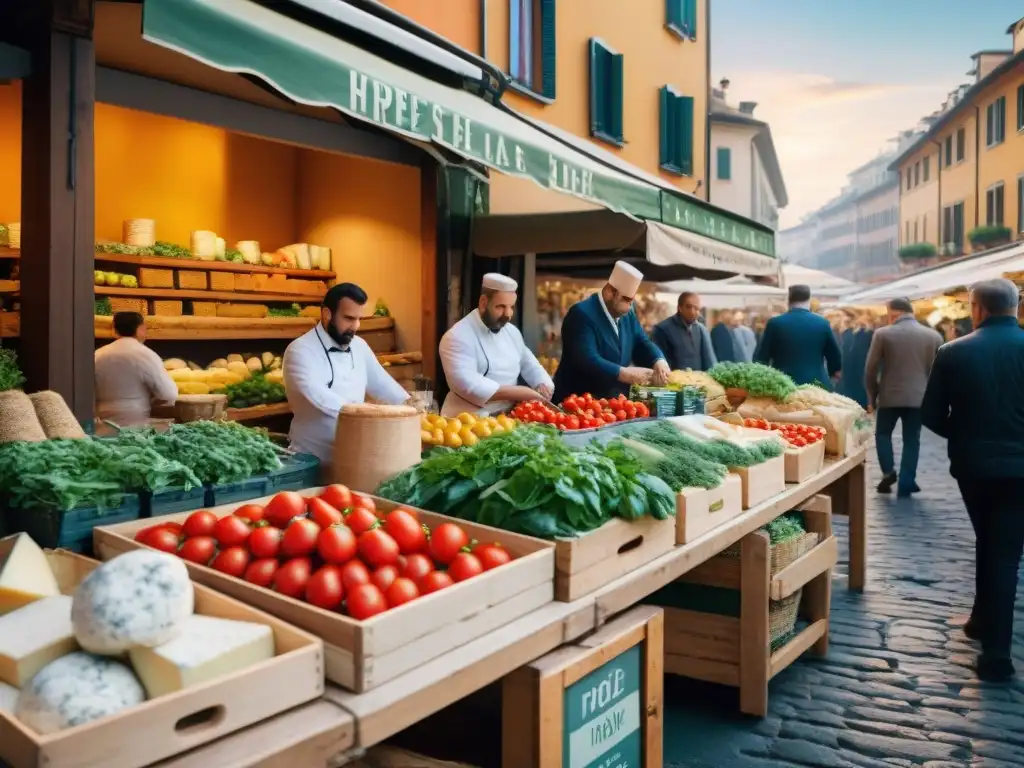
283;282;410;462
438;273;554;417
552;261;670;401
94;312;177;426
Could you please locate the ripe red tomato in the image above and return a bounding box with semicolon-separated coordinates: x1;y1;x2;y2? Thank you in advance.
264;491;307;529
385;577;420;608
317;523;357;564
137;526;181;553
213;515;251;548
248;526;283;559
306;497;344;529
384;508;426;554
347;583;388;620
429;522;469;565
182;510;217;539
234;504;265;525
160;522;185;538
281;518;321;558
345;506;379;535
320;484;354;512
340;560;371;590
419;570;454;595
401;553;434;582
358;528;400;569
473;543;512;570
179;536;216;565
636;402;649;418
244;557;279;588
211;546;250;578
448;552;484;582
306;565;344;611
352;494;376;513
370;565;399;592
614;409;627;421
273;557;312;599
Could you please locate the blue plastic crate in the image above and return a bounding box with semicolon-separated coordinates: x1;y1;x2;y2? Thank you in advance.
269;453;322;492
140;485;207;519
205;476;272;508
5;497;141;555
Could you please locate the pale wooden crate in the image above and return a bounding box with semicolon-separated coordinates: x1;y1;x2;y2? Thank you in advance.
94;491;555;694
108;297;148;316
784;440;826;484
675;473;744;544
152;300;183;317
190;301;216;317
209;272;235;292
175;270;208;291
138;267;174;289
0;550;324;768
730;455;786;509
553;515;676;602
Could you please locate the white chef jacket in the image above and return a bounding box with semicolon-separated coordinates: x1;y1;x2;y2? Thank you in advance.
284;324;410;462
438;310;554;417
94;338;178;426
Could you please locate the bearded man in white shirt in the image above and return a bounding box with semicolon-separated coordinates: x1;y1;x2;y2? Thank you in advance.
283;282;410;462
438;273;554;417
94;312;178;426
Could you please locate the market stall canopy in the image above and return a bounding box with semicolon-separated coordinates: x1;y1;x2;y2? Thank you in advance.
781;264;859;298
141;0;659;217
655;279;786;310
837;242;1024;306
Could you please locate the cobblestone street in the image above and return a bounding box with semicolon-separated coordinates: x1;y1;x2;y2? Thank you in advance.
665;429;1024;768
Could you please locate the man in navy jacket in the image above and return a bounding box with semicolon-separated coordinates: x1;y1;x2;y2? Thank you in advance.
922;278;1024;682
755;284;842;387
553;261;669;401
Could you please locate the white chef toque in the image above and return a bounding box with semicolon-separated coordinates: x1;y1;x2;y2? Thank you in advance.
608;260;643;297
482;273;518;292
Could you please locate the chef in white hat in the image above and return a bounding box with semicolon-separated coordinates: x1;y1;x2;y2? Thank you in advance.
438;272;555;417
552;260;670;401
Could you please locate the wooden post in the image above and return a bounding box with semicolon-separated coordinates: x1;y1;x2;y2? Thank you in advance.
502;606;663;768
845;460;867;591
799;495;833;657
739;530;770;717
18;9;95;420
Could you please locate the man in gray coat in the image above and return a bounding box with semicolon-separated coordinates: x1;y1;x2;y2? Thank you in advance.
651;292;717;371
864;297;943;497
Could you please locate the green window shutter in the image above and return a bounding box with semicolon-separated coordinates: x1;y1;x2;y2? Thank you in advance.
987;104;994;145
589;38;603;136
609;52;624;142
683;0;698;39
678;95;694;175
717;147;731;180
659;86;671;167
539;0;556;99
665;0;683;29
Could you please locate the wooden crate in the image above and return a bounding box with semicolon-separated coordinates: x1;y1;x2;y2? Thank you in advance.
502;606;664;768
0;550;323;768
191;301;217;317
176;270;208;290
784;440;825;484
209;272;235;291
108;297;148;316
658;495;837;717
675;474;744;544
152;300;183;317
730;455;786;509
138;267;175;289
554;516;676;602
93;491;555;693
234;274;256;292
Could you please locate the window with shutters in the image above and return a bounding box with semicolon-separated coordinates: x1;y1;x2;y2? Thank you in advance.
986;96;1006;147
716;147;731;180
666;0;698;41
955;127;965;162
509;0;556;99
923;156;930;182
943;202;965;252
589;39;624;146
986;183;1005;226
913;162;920;187
659;86;694;175
944;135;953;168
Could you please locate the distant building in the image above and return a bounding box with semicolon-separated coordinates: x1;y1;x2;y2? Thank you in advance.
708;81;788;229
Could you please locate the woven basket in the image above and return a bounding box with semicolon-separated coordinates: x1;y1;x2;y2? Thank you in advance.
123;219;156;248
29;391;86;439
333;403;420;492
173;394;227;423
108;297;149;316
0;390;47;443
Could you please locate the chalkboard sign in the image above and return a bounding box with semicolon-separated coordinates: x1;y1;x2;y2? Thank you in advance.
563;644;642;768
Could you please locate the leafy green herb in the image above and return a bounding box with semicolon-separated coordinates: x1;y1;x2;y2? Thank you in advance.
94;297;112;316
212;373;286;408
762;513;805;544
0;347;24;391
268;303;303;318
151;241;192;259
708;362;797;400
374;299;390;318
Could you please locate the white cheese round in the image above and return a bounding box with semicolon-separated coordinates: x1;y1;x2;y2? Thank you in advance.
15;652;145;734
72;551;194;654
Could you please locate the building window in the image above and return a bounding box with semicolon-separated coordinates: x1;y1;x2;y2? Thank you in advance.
1018;84;1024;132
944;135;953;167
589;39;624;145
923;156;930;182
510;0;556;99
716;147;731;180
659;85;694;174
906;169;912;191
943;202;964;252
913;219;918;243
986;96;1006;147
923;215;927;242
986;183;1005;226
666;0;698;40
956;128;965;162
905;220;911;245
913;162;920;187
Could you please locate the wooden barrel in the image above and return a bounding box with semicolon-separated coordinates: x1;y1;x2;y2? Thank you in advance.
332;403;420;493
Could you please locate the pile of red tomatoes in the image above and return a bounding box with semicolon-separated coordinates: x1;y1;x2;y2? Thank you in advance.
133;485;512;621
743;417;826;448
510;392;650;431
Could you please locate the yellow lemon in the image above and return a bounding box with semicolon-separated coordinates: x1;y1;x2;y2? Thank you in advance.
459;426;475;444
420;429;434;444
444;421;462;436
425;413;439;426
473;422;492;438
432;428;445;445
490;422;505;434
458;412;477;426
461;431;479;447
446;432;463;449
496;414;511;428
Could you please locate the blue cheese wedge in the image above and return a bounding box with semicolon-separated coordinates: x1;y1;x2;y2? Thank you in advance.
0;534;61;615
0;595;77;687
72;551;193;655
0;681;18;714
130;614;274;698
15;652;145;734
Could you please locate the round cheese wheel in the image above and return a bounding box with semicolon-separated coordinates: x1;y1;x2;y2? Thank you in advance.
72;550;194;654
16;652;145;734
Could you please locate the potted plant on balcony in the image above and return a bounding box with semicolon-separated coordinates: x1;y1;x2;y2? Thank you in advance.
898;242;937;262
968;225;1012;251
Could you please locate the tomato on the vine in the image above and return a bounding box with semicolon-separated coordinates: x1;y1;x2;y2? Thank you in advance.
347;584;388;620
182;510;217;539
263;492;307;529
429;522;469;565
307;497;344;529
306;565;344;611
244;557;278;588
401;552;435;582
320;484;354;512
213;515;251;548
345;505;379;535
273;557;312;599
370;564;399;592
419;570;454;595
234;504;265;526
385;577;420;608
249;526;283;559
473;543;512;570
137;526;181;554
448;552;484;582
384;508;427;554
211;546;250;578
359;528;400;569
340;559;371;590
317;523;357;564
281;518;321;558
179;536;216;565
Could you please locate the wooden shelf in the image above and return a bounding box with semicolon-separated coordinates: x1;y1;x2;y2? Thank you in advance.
226;402;292;422
0;247;18;260
0;280;18;294
94;251;335;279
96;285;323;303
0;312;17;338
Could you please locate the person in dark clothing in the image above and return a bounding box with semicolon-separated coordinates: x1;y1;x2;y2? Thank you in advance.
754;285;842;387
922;278;1024;683
650;292;717;371
843;316;873;408
710;310;739;364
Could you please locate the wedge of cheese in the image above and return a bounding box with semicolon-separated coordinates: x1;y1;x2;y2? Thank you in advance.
191;230;217;260
0;534;61;616
0;595;77;687
237;241;261;265
129;614;274;698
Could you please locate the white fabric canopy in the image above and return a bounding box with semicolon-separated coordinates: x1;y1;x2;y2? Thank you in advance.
656;280;785;310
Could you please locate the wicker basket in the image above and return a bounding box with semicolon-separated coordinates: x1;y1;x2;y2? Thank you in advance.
29;391;86;439
332;403;420;492
172;394;227;423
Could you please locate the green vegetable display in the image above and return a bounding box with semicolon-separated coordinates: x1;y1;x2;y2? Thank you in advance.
150;241;191;259
762;513;806;544
0;347;25;392
94;297;112;316
631;420;781;469
708;362;796;400
268;303;302;318
213;373;286;408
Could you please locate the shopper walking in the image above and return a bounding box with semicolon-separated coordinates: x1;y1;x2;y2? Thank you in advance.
754;285;842;387
921;278;1024;682
864;298;942;497
842;313;874;408
710;310;740;363
650;291;717;372
731;311;758;362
